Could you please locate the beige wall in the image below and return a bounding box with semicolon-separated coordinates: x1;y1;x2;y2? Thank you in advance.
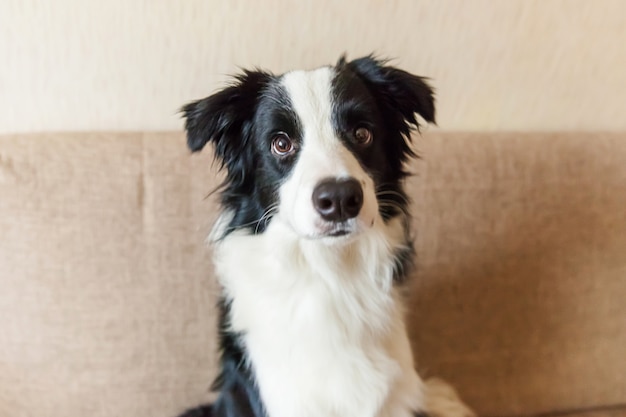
1;0;625;134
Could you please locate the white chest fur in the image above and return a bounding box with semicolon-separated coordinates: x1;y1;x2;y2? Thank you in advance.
213;218;425;417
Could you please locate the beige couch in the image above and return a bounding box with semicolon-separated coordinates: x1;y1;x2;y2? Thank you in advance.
1;132;625;417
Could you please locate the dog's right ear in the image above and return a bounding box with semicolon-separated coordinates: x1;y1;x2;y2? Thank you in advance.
181;70;272;162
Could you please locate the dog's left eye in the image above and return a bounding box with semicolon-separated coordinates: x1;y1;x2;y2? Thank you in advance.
354;127;373;146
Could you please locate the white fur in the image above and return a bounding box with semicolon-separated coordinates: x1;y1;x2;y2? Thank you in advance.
214;218;424;417
210;67;475;417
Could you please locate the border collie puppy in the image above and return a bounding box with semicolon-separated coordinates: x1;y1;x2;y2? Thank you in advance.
179;55;474;417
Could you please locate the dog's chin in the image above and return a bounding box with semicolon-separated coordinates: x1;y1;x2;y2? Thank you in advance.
314;228;356;243
299;217;375;244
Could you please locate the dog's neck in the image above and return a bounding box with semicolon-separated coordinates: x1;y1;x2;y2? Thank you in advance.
214;215;408;341
211;214;420;417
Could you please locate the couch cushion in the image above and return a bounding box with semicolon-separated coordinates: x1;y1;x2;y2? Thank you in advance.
1;132;625;417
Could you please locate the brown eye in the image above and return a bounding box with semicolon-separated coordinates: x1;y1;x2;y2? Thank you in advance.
354;127;373;145
271;132;295;156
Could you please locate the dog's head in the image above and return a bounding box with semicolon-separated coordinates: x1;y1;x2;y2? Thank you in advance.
182;55;434;241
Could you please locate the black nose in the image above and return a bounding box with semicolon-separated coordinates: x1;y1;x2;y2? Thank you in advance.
312;178;363;222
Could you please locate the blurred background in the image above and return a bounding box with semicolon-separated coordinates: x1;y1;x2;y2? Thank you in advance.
1;0;625;134
1;2;626;417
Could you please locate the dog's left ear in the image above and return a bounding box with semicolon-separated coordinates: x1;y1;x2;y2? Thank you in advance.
340;55;435;133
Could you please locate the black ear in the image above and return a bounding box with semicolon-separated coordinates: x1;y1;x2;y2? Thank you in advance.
339;55;435;134
181;70;273;161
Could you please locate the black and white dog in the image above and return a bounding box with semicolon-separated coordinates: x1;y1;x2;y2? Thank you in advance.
179;55;474;417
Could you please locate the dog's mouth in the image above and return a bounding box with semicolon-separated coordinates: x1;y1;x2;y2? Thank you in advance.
311;220;359;240
327;229;349;237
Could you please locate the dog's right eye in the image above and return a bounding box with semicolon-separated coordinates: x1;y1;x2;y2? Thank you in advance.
354;127;373;146
271;133;295;156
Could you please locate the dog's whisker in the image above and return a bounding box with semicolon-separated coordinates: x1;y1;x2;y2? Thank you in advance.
377;200;411;216
254;205;279;234
219;204;280;234
375;190;410;203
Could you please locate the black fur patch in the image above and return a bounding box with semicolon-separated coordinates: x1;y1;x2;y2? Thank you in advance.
178;405;213;417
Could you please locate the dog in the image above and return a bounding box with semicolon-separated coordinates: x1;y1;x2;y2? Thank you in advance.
178;55;474;417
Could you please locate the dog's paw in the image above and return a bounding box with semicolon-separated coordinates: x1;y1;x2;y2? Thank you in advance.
424;378;476;417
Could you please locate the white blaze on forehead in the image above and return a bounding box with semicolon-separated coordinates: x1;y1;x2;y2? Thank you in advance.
279;66;358;178
280;67;337;152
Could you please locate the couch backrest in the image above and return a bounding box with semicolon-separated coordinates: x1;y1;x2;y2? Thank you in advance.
1;132;625;417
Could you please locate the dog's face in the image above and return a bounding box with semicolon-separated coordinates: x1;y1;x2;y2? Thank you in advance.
183;56;434;241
